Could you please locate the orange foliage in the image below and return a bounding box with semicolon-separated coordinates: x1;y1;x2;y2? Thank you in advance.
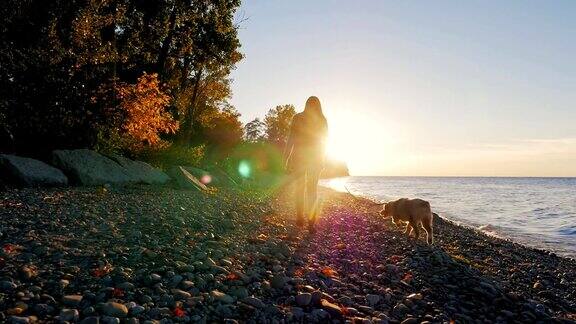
320;267;338;278
114;73;179;152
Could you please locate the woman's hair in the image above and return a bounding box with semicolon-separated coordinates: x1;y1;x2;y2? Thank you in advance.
303;96;327;131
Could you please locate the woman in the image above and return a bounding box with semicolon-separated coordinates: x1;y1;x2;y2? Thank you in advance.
284;96;328;232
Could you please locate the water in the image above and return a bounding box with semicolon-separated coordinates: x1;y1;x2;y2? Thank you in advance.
321;176;576;259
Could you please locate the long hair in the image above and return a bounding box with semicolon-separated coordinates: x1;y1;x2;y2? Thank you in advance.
303;96;327;134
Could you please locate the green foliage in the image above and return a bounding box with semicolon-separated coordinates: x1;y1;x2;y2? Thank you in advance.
139;145;206;170
244;118;265;142
264;104;296;148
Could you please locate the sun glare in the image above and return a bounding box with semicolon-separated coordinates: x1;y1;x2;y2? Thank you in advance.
324;109;399;175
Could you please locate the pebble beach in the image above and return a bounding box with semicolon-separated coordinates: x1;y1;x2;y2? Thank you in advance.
1;186;575;323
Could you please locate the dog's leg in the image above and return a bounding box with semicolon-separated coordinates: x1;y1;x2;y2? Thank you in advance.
404;223;413;235
409;220;420;240
423;217;434;244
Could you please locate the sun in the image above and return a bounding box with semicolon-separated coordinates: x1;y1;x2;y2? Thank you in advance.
323;109;400;175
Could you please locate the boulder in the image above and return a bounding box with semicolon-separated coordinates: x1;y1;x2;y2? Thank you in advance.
107;154;170;185
168;166;208;191
0;154;68;187
51;149;133;186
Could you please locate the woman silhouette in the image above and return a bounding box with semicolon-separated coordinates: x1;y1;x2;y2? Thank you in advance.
284;96;328;232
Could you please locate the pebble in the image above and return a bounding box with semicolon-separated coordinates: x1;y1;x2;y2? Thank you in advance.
392;303;409;316
366;294;381;306
320;299;344;319
80;317;100;324
8;316;36;324
59;308;79;322
0;280;17;291
63;294;83;307
171;288;191;300
295;292;313;306
242;296;266;308
130;305;146;316
270;274;289;289
533;281;544;289
102;302;128;318
211;290;234;303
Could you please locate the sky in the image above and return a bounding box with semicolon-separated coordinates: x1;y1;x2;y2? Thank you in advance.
230;1;576;176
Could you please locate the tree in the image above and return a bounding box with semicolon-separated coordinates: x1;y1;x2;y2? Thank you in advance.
95;72;179;154
200;106;243;161
0;0;242;155
264;105;296;148
244;118;265;142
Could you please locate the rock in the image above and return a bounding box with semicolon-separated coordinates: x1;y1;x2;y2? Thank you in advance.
130;305;146;316
229;287;249;299
167;166;208;191
211;290;234;304
59;309;79;322
295;293;313;306
270;274;289;290
338;296;353;306
51;149;133;186
0;154;68;187
107;154;170;185
80;317;100;324
392;303;409;317
63;294;83;307
291;306;305;319
320;299;343;320
181;166;214;186
0;280;17;291
533;281;543;289
366;294;382;306
242;296;265;308
406;293;423;301
311;308;330;321
102;302;128;318
117;282;135;291
8;316;37;324
101;316;120;324
171;289;191;300
401;318;418;324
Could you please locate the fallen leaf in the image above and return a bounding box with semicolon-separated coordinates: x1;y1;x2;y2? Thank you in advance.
173;307;185;317
321;267;338;278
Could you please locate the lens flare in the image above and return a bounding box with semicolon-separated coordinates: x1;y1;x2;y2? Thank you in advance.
200;174;212;184
238;160;252;178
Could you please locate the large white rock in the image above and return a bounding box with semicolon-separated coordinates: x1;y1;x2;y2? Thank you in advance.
107;154;170;185
51;149;133;186
0;154;68;187
168;166;208;191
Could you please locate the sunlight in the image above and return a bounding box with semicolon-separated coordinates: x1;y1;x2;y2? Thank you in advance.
324;176;349;192
324;108;401;175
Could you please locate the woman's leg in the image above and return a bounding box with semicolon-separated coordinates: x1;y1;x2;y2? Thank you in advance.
306;168;321;229
294;171;306;227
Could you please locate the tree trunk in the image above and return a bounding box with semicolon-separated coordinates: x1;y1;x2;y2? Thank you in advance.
156;1;179;79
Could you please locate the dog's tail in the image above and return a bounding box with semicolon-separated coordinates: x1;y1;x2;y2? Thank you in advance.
344;186;386;206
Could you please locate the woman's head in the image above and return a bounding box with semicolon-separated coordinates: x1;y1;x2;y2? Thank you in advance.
304;96;323;116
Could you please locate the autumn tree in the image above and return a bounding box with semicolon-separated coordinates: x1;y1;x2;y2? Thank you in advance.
95;73;179;154
244;118;265;142
264;105;296;148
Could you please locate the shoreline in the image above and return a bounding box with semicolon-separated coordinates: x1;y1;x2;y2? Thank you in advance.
321;177;576;261
1;186;575;323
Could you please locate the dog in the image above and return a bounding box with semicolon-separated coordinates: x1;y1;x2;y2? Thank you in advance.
380;198;434;244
